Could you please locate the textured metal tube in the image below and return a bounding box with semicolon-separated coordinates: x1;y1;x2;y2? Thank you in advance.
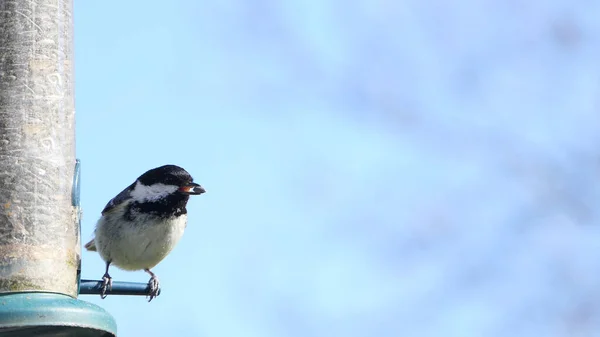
0;0;78;297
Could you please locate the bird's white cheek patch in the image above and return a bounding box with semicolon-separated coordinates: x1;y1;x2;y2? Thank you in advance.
131;182;178;202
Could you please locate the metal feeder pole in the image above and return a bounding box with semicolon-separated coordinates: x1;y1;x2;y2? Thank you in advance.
0;1;116;335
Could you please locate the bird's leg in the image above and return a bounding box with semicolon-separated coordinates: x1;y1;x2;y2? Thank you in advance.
100;261;113;299
144;268;160;302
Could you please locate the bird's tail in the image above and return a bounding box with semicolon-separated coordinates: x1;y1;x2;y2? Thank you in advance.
84;239;97;251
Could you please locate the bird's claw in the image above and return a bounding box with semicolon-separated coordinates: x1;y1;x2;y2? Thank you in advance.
147;275;160;302
100;273;112;299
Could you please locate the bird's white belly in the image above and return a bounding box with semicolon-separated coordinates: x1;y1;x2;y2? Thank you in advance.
95;212;187;271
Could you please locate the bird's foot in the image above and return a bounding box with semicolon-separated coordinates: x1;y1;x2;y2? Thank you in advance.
100;273;112;299
147;274;160;302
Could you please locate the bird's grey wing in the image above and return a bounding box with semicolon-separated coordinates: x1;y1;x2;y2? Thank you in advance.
101;182;135;215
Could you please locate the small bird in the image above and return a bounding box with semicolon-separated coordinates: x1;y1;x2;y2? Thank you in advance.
85;164;205;301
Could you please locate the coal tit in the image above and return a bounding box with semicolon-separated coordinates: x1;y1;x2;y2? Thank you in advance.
84;164;205;301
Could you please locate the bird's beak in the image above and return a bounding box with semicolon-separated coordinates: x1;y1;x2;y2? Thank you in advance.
178;183;205;195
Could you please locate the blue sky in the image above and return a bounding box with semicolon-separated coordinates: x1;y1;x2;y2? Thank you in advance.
75;1;600;336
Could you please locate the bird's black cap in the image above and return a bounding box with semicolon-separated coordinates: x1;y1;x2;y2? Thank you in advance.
138;165;195;187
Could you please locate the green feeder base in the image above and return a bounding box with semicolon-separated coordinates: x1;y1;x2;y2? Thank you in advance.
0;292;116;337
